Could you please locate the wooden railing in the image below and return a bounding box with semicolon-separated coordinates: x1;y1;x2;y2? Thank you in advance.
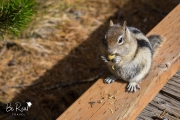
57;4;180;120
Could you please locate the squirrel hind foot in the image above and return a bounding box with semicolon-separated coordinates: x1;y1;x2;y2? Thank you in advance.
104;76;117;84
127;82;140;93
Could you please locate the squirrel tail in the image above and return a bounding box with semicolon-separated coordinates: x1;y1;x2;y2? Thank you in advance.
148;35;163;54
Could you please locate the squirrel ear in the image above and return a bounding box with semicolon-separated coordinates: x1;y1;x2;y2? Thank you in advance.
110;20;114;26
122;21;127;30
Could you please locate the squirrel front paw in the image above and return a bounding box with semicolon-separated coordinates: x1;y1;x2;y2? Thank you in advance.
112;56;121;64
101;55;109;62
101;55;121;64
127;82;140;93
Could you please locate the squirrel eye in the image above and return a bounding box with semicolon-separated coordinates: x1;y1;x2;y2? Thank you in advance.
118;36;123;44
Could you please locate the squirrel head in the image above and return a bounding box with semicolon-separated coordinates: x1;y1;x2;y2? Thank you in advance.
102;20;137;57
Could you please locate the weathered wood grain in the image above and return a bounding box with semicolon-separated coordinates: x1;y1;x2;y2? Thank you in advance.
57;4;180;120
137;70;180;120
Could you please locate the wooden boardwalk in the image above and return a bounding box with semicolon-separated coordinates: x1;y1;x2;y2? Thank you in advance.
57;4;180;120
137;69;180;120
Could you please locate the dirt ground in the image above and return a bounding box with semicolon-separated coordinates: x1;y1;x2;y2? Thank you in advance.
0;0;179;120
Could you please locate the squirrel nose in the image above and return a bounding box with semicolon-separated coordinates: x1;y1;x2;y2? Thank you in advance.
107;46;115;54
107;49;112;54
108;48;118;55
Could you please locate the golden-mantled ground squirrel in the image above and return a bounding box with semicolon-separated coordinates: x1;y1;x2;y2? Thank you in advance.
101;20;162;92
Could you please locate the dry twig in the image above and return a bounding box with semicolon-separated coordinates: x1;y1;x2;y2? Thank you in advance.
0;80;42;90
43;71;104;90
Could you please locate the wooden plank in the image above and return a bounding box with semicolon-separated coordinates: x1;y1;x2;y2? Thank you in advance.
137;70;180;120
57;4;180;120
